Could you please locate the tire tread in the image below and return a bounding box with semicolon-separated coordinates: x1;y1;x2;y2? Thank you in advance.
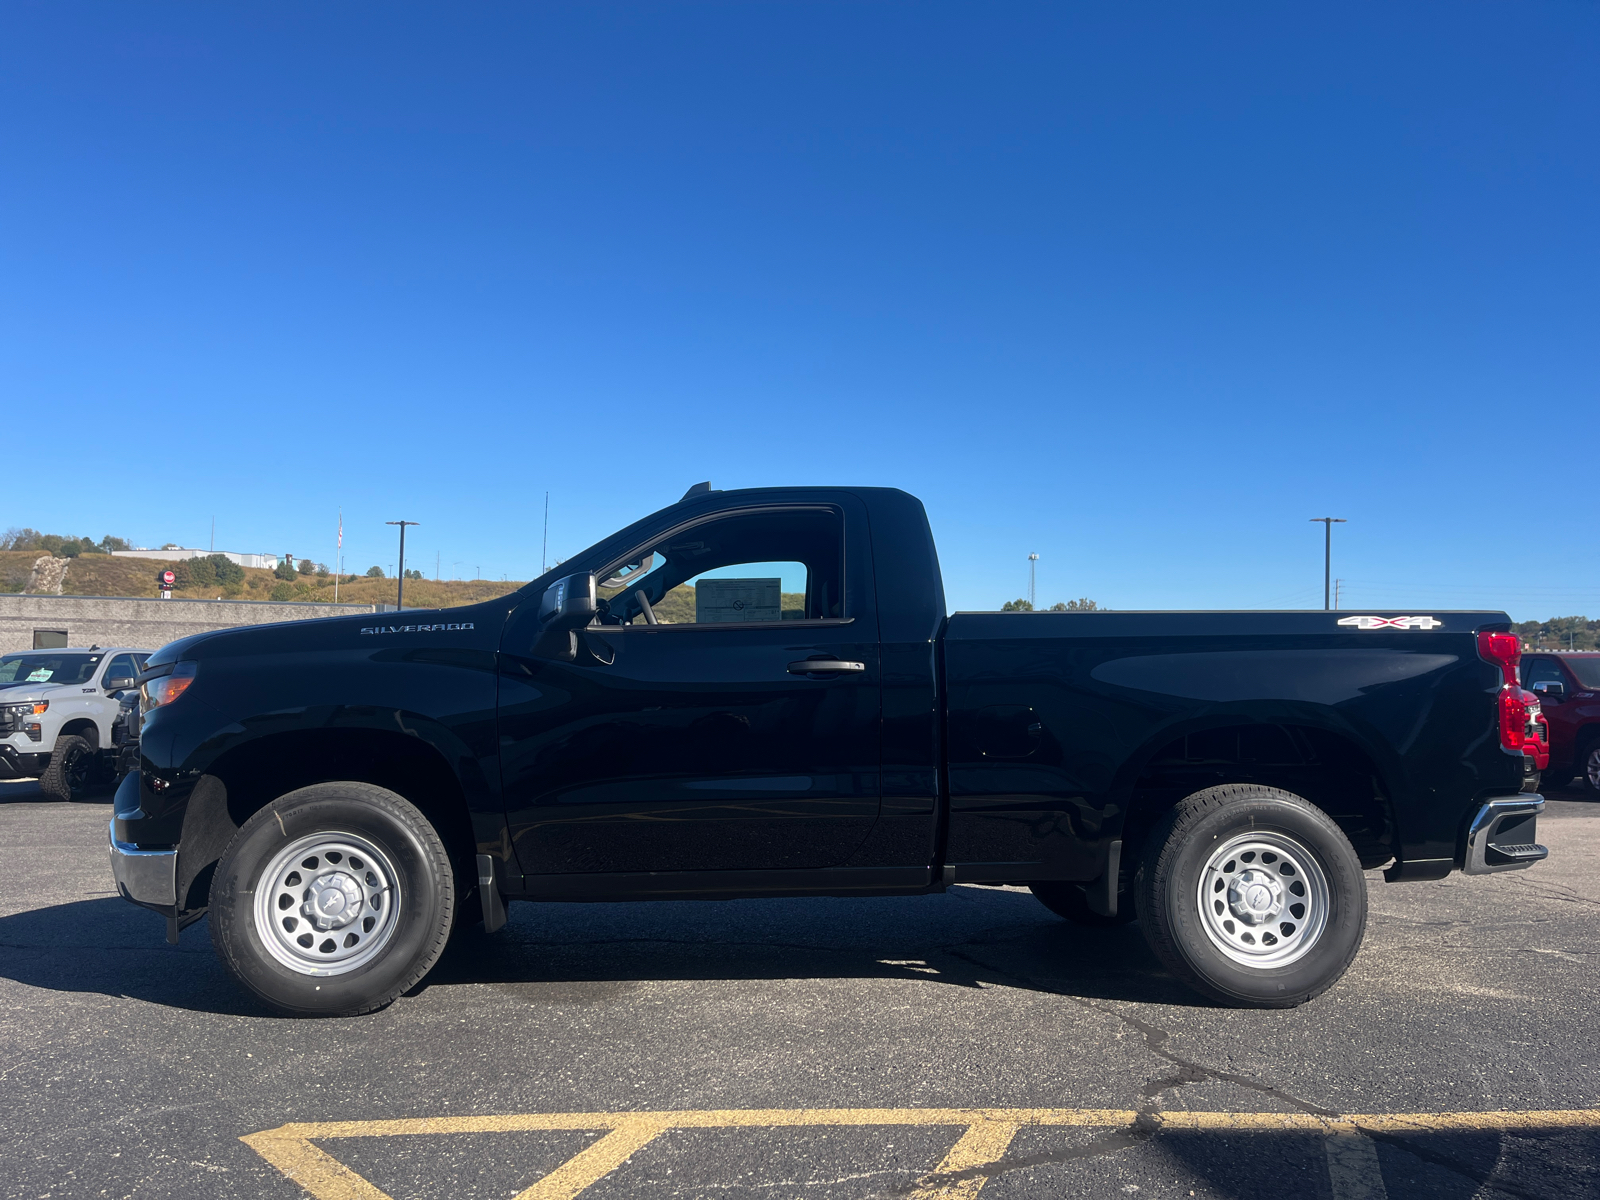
1135;784;1366;1008
210;781;456;1017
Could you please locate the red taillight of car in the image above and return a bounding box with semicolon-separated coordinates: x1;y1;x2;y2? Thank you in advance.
1477;631;1520;686
140;662;197;713
1498;688;1528;751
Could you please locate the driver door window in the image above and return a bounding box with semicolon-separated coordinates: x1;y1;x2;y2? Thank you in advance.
596;508;844;628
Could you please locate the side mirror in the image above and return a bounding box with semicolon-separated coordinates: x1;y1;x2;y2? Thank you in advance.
534;572;597;661
104;677;135;692
538;572;597;630
1532;680;1566;702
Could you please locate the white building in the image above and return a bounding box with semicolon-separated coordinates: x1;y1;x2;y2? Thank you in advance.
112;548;280;570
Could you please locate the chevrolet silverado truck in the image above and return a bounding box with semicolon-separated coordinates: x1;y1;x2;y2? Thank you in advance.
1521;651;1600;792
110;485;1546;1016
1;647;150;799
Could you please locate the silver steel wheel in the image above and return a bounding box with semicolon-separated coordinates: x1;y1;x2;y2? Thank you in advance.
1586;745;1600;791
1196;831;1330;969
252;832;401;977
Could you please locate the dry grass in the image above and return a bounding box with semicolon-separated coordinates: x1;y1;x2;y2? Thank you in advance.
0;550;524;609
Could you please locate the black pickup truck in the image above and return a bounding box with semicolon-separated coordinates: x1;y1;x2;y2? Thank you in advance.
110;485;1546;1016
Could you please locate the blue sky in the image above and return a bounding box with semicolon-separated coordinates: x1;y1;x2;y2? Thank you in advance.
3;3;1595;618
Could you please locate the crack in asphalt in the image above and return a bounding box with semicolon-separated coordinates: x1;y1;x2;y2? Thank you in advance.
1505;878;1600;909
922;940;1560;1200
882;1114;1166;1198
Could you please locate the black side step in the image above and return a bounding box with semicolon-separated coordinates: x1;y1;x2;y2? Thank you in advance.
1484;842;1549;868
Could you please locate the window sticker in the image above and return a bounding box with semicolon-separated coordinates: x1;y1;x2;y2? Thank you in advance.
26;669;53;682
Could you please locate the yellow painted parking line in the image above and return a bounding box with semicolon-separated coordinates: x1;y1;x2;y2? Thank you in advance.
909;1118;1021;1199
241;1106;1600;1200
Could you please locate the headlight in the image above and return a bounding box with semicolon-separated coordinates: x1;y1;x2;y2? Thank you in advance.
140;662;197;713
3;700;47;716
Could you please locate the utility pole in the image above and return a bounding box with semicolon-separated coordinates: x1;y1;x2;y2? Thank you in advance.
386;520;420;610
1028;553;1038;609
542;491;550;575
1333;578;1343;610
1309;518;1346;610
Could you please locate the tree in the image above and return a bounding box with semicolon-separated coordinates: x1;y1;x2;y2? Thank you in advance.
98;535;131;553
271;582;296;601
314;563;329;576
275;557;299;581
186;557;216;589
298;558;316;576
1048;598;1101;612
207;554;245;586
366;565;385;578
1000;599;1034;612
403;568;424;580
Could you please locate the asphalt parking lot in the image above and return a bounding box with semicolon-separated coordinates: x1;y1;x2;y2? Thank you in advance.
3;781;1598;1200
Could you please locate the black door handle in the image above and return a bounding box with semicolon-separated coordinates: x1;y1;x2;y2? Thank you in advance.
788;659;866;675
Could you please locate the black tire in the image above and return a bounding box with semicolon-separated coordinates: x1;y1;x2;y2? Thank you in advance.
38;735;92;802
1135;784;1367;1008
1030;880;1136;927
210;782;456;1017
1579;735;1600;795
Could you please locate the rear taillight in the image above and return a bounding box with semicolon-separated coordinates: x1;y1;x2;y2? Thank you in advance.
1477;631;1520;686
1498;688;1528;751
140;661;197;714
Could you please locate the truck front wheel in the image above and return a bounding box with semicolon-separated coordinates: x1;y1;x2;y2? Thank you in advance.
38;735;93;801
210;782;456;1017
1135;785;1367;1008
1581;736;1600;795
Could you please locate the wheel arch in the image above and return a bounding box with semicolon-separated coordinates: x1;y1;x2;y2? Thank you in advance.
1112;716;1400;873
58;718;100;750
174;726;477;913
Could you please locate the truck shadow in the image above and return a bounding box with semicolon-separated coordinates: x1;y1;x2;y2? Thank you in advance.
0;887;1204;1015
0;778;118;804
423;885;1204;1008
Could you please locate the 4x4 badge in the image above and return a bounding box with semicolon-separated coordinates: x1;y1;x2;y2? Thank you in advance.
1337;615;1443;630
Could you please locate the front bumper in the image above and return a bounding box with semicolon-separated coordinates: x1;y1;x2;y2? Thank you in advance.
0;743;49;779
107;819;177;908
1462;796;1548;875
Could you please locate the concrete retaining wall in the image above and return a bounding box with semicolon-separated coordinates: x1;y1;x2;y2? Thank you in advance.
0;594;381;655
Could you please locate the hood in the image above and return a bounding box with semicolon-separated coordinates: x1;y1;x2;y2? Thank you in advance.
0;683;54;702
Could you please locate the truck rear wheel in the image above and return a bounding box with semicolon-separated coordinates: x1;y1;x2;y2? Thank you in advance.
38;735;92;801
1135;785;1367;1008
209;782;456;1017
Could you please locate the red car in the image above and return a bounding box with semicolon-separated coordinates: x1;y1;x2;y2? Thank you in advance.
1521;652;1600;792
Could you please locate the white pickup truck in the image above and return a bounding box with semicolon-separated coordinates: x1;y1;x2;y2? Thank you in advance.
0;647;150;799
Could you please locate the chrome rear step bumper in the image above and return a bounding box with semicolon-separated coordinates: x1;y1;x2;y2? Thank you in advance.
1463;796;1548;875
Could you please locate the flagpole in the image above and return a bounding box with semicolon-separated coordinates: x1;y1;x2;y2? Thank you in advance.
334;510;342;603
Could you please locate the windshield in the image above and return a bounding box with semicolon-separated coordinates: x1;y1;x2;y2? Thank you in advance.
0;653;102;686
1565;658;1600;688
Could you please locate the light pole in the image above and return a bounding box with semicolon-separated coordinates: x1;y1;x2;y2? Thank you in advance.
1028;553;1038;609
1309;518;1346;611
386;520;420;610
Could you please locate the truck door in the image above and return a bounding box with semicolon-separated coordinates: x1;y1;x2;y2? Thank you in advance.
498;501;882;876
